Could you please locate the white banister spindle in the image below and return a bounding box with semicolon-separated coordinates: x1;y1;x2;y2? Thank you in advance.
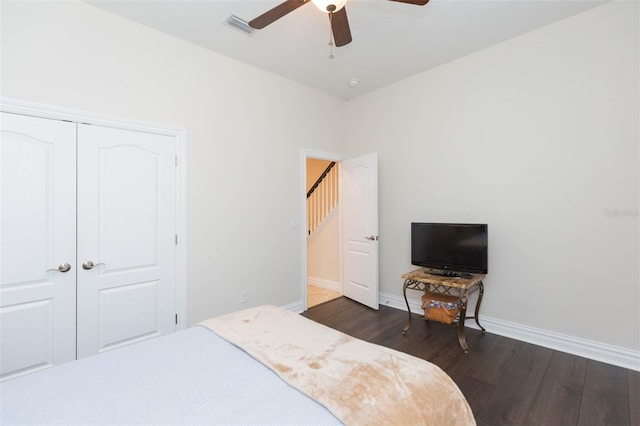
330;167;338;207
317;193;320;230
322;180;328;218
313;194;317;231
315;193;320;230
336;169;339;198
328;170;333;212
309;196;312;233
309;195;313;234
316;196;319;229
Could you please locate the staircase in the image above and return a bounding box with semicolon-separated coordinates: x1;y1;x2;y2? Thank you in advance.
307;161;338;236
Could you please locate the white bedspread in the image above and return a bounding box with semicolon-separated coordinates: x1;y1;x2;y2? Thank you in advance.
0;326;341;425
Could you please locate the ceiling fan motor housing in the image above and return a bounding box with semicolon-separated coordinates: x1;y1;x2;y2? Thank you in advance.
311;0;348;13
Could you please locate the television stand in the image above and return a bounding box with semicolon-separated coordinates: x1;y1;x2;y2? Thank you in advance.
401;268;485;353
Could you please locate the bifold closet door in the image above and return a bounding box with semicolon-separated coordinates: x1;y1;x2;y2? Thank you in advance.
0;113;77;380
76;124;177;358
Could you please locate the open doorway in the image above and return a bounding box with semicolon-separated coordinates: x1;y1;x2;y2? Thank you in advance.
301;150;379;312
306;158;342;307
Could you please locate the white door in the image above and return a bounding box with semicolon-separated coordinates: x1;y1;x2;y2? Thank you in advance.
0;113;77;380
76;124;177;358
341;152;379;309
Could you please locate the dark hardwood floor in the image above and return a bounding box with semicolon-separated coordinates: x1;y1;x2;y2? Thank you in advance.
303;297;640;426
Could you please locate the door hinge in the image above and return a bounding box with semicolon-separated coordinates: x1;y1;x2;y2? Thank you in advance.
175;234;178;245
175;313;178;325
175;155;178;167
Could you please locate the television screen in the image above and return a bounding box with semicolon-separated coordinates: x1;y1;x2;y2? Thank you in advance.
411;223;488;274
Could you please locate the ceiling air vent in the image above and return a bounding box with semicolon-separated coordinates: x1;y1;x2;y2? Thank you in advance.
226;15;254;35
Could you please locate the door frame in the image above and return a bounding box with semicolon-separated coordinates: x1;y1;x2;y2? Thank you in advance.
300;149;346;312
1;97;188;329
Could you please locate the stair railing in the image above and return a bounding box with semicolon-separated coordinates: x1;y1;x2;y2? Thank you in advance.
307;161;338;235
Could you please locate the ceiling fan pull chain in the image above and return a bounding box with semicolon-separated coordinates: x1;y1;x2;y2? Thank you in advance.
328;11;335;59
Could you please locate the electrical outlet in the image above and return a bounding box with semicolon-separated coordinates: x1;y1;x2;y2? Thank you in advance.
240;290;248;304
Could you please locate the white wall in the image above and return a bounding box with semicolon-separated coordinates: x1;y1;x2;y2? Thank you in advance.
307;209;340;286
345;1;639;351
0;0;347;324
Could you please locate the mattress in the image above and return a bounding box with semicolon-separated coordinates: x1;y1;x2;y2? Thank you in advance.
0;326;341;425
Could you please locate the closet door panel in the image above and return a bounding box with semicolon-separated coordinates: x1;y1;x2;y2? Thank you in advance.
0;113;77;380
76;124;176;358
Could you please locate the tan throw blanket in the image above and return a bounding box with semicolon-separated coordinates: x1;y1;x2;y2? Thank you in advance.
198;305;475;426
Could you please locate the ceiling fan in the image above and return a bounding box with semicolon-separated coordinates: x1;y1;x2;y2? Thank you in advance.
249;0;430;47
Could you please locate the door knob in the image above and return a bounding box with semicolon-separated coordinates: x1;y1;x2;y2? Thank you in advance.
47;263;71;273
82;260;106;270
365;235;379;241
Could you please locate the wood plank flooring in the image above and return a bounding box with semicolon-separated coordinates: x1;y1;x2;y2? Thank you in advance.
303;297;638;426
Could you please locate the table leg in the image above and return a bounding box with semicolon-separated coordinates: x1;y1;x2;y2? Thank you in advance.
474;281;486;333
402;282;412;335
457;298;469;353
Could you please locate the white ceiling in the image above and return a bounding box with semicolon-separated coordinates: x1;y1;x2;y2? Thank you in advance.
87;0;607;100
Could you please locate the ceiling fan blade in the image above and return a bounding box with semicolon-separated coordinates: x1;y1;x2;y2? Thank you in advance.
249;0;308;30
387;0;430;5
330;6;352;47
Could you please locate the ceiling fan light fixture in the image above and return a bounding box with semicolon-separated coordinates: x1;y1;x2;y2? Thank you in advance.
311;0;348;13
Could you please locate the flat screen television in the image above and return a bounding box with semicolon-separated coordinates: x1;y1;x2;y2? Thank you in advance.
411;223;488;275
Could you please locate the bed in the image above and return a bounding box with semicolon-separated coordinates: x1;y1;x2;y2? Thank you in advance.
0;305;475;425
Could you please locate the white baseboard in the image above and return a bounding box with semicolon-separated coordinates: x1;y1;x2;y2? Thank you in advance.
307;277;341;292
283;300;304;314
379;291;640;372
380;291;423;313
285;276;341;314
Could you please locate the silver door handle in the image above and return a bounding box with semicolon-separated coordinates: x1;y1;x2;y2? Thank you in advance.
365;235;379;241
47;263;71;273
82;260;105;270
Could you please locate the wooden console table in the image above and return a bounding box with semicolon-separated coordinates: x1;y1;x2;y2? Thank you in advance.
401;268;486;353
